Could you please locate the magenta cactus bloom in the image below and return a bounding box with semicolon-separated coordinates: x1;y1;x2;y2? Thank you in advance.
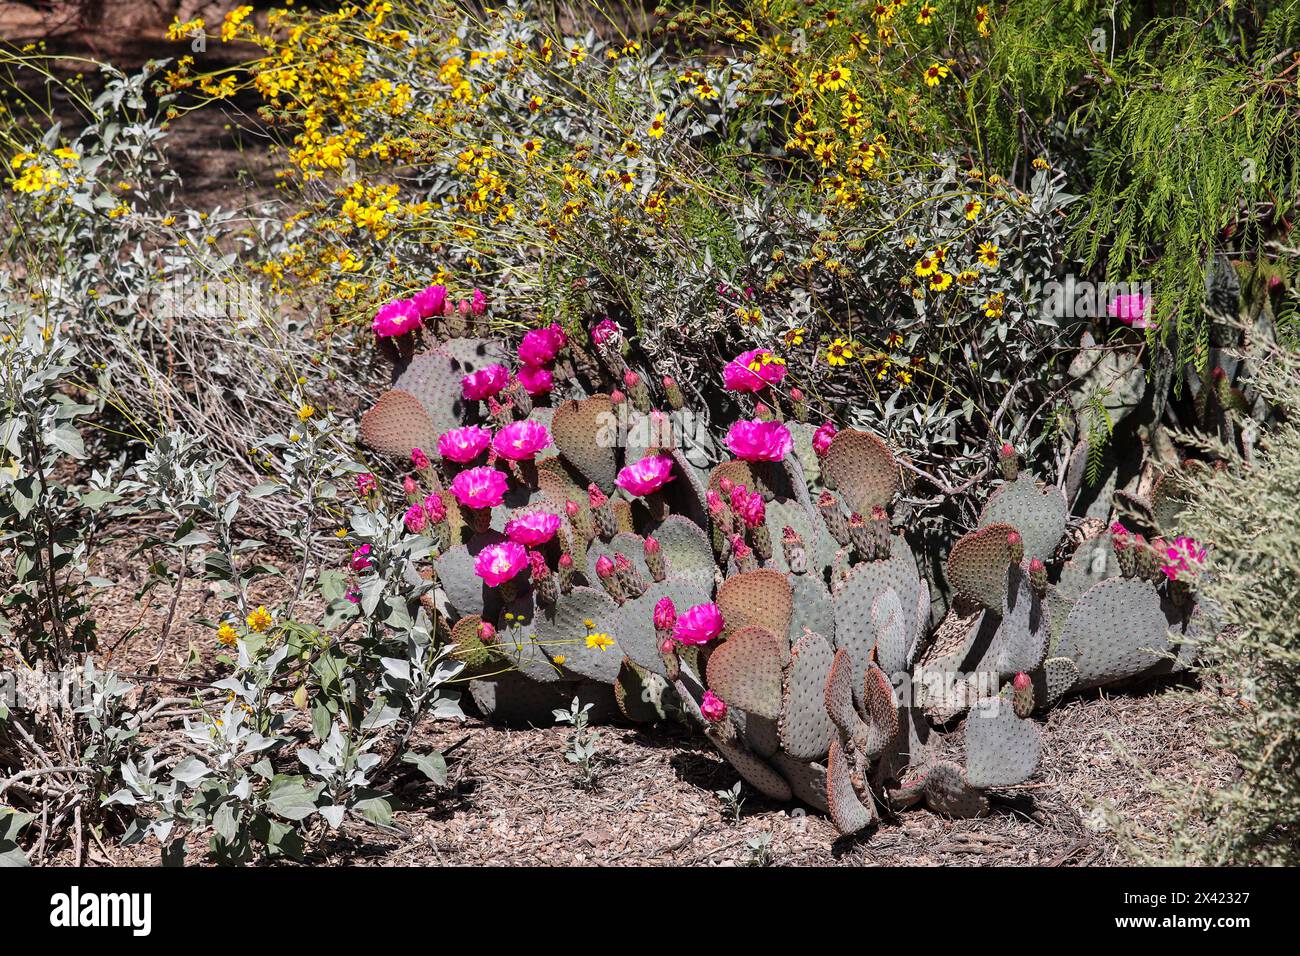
350;544;373;572
590;318;620;345
588;483;608;509
595;554;616;580
505;510;562;546
528;549;549;580
706;490;725;515
423;493;447;522
372;297;422;337
450;466;509;508
355;473;377;497
438;425;493;464
518;323;567;366
402;475;419;496
731;487;766;528
812;422;837;456
478;620;497;642
461;364;509;401
643;535;660;556
700;690;728;723
723;348;787;393
474;541;528;587
493;419;553;461
1013;671;1031;690
1161;535;1207;581
411;447;431;470
653;597;676;631
615;454;677;497
411;284;447;319
673;602;725;646
470;288;488;315
404;504;428;533
725;419;793;462
1108;292;1153;329
516;363;554;395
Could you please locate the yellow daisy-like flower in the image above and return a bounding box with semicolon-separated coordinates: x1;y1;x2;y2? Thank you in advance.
894;369;914;386
977;242;1000;268
983;292;1006;318
929;272;954;292
975;5;992;36
924;63;949;87
956;269;979;286
826;338;854;366
917;3;937;25
246;605;273;633
816;63;851;92
964;199;982;221
552;655;566;666
297;404;314;422
1032;157;1051;170
647;112;666;140
586;632;615;651
784;327;806;347
217;623;239;647
885;332;904;348
583;618;595;628
914;254;939;278
520;139;540;160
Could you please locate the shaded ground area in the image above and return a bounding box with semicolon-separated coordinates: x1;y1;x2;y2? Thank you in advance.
57;535;1239;867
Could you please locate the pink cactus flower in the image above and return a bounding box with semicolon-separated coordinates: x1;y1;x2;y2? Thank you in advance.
700;690;728;723
403;476;419;496
623;369;641;388
404;504;428;533
350;544;373;572
505;510;562;546
723;348;787;393
528;549;549;580
450;466;510;509
411;447;431;470
725;419;793;462
590;319;620;345
731;487;766;528
643;535;660;556
424;493;447;522
493;419;553;461
812;422;838;456
470;288;488;315
1109;293;1154;329
653;597;676;631
438;425;493;464
673;602;725;646
1161;535;1207;581
516;363;554;395
706;490;725;515
461;364;509;401
478;621;497;642
355;473;377;497
411;284;447;319
609;388;627;405
588;484;608;509
565;500;580;518
595;554;616;580
474;541;528;587
372;298;422;337
518;324;567;366
615;454;677;497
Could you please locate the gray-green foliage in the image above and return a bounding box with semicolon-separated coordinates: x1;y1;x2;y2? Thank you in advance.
1130;344;1300;865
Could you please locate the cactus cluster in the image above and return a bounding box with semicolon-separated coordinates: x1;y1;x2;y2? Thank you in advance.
358;319;1208;836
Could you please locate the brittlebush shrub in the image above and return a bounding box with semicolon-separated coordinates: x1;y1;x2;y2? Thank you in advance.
1126;345;1300;864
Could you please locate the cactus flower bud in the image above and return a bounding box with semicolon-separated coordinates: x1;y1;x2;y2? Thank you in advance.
644;535;666;582
817;490;850;547
653;597;677;632
623;370;640;388
700;690;728;723
403;475;420;497
1028;557;1047;595
411;447;430;470
478;621;497;643
998;442;1019;482
596;555;616;579
1007;529;1024;565
1012;671;1034;718
719;476;734;495
588;484;608;509
609;388;626;405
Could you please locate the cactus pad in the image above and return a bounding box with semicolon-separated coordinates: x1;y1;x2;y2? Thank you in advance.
826;738;876;834
871;588;909;675
586;532;652;586
359;389;439;458
1054;577;1170;688
527;586;622;683
947;523;1017;608
449;614;492;668
551;395;618;492
1057;536;1117;602
778;632;836;760
918;761;989;818
832;537;924;694
1039;656;1080;708
789;572;836;648
706;626;785;719
820;428;900;514
717;569;793;650
979;475;1067;562
964;696;1041;788
770;752;829;814
394;350;472;434
653;515;716;592
823;648;868;740
709;733;792;801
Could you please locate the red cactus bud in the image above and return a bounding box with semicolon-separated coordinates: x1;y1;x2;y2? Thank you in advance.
528;550;549;579
614;553;633;573
706;490;725;514
719;477;734;495
754;401;771;419
789;387;804;402
1007;530;1022;546
818;490;836;508
595;554;616;579
782;526;799;543
1000;442;1015;458
643;535;660;556
565;499;580;517
870;505;887;521
1013;671;1031;690
1029;557;1044;573
653;597;676;631
558;553;574;569
588;483;608;509
662;375;676;389
623;370;640;388
731;535;752;559
659;637;676;655
610;388;626;405
478;621;497;642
